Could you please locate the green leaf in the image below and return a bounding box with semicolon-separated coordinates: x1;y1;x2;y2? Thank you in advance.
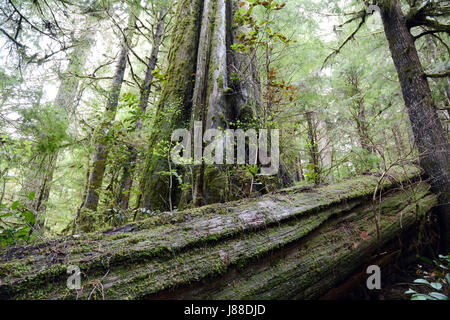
428;292;448;300
15;227;30;241
413;278;430;285
21;210;35;225
411;294;430;300
28;191;36;201
445;273;450;285
11;200;19;210
430;282;442;290
404;289;416;295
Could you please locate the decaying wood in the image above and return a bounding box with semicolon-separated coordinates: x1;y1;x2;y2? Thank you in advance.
0;166;437;299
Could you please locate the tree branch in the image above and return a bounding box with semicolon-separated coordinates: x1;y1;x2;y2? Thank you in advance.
424;71;450;79
322;16;366;70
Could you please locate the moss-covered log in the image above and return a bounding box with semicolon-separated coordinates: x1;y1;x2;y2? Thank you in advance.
0;166;437;299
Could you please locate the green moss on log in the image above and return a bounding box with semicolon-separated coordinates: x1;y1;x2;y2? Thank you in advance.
0;166;436;300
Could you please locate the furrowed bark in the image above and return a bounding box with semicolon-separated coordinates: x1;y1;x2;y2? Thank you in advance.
138;0;264;211
0;166;437;300
138;0;203;211
379;0;450;251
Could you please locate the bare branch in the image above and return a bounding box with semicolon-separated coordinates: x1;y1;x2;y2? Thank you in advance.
322;16;366;70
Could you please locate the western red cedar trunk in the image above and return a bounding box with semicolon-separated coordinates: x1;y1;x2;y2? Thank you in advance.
138;0;263;212
379;1;450;251
137;0;203;211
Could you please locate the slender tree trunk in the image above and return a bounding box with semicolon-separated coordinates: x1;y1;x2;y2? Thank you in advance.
424;36;450;137
346;71;373;154
116;6;167;211
306;111;321;182
317;117;332;176
391;126;405;158
26;27;95;229
79;5;140;222
380;1;450;251
0;168;7;206
296;157;304;182
356;98;373;153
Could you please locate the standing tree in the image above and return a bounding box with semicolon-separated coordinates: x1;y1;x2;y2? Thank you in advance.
324;0;450;251
116;4;168;211
77;0;141;231
138;0;264;212
377;0;450;251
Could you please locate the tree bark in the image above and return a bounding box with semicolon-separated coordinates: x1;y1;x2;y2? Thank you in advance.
379;0;450;251
137;0;203;211
423;36;450;137
0;166;437;299
138;0;263;211
344;69;373;154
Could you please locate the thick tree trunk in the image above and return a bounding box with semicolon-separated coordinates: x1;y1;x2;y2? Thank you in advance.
379;1;450;251
138;0;263;211
0;166;437;299
79;6;140;223
137;0;203;211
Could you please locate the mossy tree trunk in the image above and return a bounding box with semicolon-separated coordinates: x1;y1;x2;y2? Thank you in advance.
305;111;321;181
138;0;263;212
378;0;450;251
344;68;374;154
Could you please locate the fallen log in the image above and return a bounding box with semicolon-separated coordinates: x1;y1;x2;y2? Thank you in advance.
0;166;437;299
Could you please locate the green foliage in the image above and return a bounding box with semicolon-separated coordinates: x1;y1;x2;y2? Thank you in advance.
0;193;36;247
304;163;319;182
19;103;69;154
405;255;450;300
